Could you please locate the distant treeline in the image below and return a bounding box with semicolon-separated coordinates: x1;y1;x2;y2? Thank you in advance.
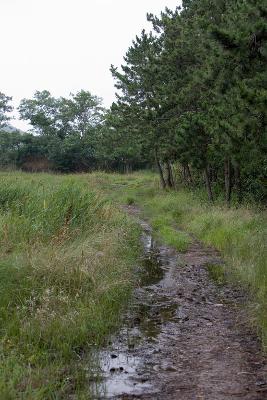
0;90;147;173
0;0;267;204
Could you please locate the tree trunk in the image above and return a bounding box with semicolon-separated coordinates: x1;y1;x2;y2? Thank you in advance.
212;167;218;184
155;149;166;189
170;162;175;188
125;163;132;174
234;165;242;203
166;161;175;188
210;166;214;183
204;166;214;203
224;158;232;207
182;164;186;184
185;164;193;185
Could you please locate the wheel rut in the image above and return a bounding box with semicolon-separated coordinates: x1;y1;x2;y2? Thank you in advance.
89;206;267;399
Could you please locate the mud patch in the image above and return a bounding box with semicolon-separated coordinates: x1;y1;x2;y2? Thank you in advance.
88;206;267;399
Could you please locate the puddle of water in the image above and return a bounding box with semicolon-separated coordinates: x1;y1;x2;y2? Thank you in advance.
89;351;151;399
139;244;164;286
88;227;179;399
136;299;179;341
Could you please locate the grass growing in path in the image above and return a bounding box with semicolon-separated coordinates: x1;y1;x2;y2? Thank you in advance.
85;171;267;348
0;172;140;398
206;263;227;286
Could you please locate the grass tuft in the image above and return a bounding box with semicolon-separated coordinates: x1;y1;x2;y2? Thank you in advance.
206;263;226;286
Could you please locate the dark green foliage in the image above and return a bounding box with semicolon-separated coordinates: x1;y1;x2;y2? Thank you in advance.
14;90;104;172
0;92;13;128
18;90;104;139
107;0;267;203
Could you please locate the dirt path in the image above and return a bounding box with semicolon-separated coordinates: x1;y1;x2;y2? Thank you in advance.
90;206;267;399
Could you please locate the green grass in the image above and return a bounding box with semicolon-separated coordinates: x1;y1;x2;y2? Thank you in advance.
0;172;140;398
206;264;227;286
150;216;191;252
85;171;267;347
1;170;266;397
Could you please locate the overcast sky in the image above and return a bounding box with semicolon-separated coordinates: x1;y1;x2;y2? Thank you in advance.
1;0;181;130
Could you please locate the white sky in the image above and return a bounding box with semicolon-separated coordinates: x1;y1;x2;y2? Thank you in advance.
0;0;181;130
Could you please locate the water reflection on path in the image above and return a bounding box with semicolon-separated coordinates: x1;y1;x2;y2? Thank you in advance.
89;219;181;399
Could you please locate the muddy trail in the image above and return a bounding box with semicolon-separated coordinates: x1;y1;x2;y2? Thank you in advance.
89;206;267;399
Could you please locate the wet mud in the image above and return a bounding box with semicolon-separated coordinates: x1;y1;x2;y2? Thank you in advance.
89;206;267;399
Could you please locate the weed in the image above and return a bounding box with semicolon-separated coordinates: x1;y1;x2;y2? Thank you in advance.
206;263;226;286
126;196;135;205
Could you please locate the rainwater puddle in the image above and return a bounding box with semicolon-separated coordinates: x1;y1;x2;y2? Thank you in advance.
89;220;180;399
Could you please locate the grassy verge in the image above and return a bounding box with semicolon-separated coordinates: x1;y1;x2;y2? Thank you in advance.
85;171;267;347
0;172;140;398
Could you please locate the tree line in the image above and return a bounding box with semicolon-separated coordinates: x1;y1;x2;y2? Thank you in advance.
109;0;267;204
0;0;266;204
0;89;147;173
0;90;106;172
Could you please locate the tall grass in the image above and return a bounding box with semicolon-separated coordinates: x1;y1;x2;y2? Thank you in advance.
87;171;267;347
0;172;140;398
